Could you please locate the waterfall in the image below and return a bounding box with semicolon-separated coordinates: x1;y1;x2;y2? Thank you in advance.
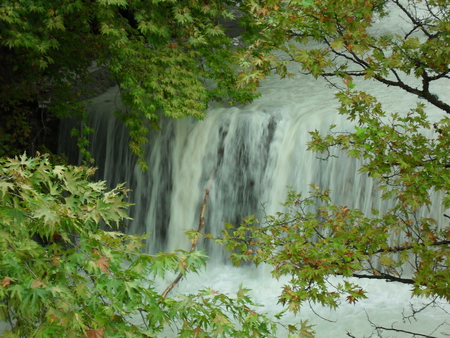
58;71;449;336
57;5;450;334
59;71;446;250
58;78;371;254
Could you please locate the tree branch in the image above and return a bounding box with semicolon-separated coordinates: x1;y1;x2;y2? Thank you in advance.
161;171;215;298
372;240;450;255
373;325;438;338
352;272;414;284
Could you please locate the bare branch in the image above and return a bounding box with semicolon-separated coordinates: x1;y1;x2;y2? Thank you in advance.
161;171;215;298
366;309;440;338
352;272;414;284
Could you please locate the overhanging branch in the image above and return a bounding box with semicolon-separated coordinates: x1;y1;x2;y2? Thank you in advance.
352;272;414;284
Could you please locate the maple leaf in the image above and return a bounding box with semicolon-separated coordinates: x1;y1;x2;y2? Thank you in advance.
257;7;269;16
298;319;316;337
339;205;350;213
97;257;110;274
85;328;105;338
0;181;14;196
31;280;45;288
0;277;11;287
193;327;204;335
52;255;61;266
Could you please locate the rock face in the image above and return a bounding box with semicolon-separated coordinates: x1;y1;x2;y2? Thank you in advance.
73;66;117;101
219;16;245;38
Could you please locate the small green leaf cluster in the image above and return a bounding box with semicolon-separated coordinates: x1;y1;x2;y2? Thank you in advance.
220;182;450;313
0;154;280;337
309;89;450;211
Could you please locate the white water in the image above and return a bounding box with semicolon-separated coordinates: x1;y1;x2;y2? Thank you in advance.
57;75;450;336
55;5;450;337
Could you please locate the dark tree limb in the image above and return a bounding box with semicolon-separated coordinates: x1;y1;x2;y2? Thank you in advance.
365;304;449;338
371;322;438;338
352;272;415;284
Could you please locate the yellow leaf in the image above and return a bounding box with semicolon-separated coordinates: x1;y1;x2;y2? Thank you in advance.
330;38;344;50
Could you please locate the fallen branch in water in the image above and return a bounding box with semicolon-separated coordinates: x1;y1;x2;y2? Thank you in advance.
161;172;214;297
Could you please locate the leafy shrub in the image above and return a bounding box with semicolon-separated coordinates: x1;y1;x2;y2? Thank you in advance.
0;154;278;338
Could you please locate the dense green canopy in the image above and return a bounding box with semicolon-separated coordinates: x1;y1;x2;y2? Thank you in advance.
1;0;450;336
0;0;256;167
221;0;450;331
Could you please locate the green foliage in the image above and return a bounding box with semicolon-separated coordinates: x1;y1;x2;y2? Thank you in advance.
0;0;257;164
220;184;449;313
236;0;450;114
218;0;450;322
309;91;450;210
305;88;450;300
0;154;281;337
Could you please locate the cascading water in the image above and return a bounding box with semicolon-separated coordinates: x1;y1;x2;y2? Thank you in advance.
58;72;450;336
57;6;450;336
59;76;383;254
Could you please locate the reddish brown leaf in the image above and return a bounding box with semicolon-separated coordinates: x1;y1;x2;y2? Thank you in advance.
193;327;204;335
339;206;350;215
86;328;105;338
31;280;45;288
257;7;270;16
0;277;11;287
445;229;450;238
346;295;358;304
97;257;110;274
52;255;61;266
